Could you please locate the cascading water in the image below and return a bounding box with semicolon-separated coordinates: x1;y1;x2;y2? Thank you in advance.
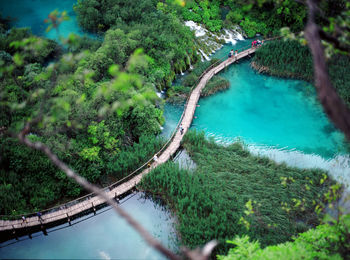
184;21;245;59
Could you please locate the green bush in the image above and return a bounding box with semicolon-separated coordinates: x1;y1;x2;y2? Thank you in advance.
218;215;350;259
201;75;230;96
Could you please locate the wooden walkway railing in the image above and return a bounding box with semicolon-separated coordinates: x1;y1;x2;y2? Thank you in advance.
0;40;271;236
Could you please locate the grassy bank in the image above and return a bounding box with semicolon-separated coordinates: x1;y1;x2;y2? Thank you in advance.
252;40;350;107
167;59;230;103
140;131;334;254
201;75;230;97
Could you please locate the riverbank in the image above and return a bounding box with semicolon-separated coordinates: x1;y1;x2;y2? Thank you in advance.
167;59;231;104
140;131;334;255
251;39;350;108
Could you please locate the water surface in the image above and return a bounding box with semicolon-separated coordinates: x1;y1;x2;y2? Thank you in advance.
0;0;88;40
165;42;350;187
0;193;177;259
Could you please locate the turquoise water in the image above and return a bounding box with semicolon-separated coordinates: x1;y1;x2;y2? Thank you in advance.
0;193;177;259
161;102;184;139
0;0;88;40
166;42;350;186
193;58;346;158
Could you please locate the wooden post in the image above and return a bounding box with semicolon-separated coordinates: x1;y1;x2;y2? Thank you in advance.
66;213;71;226
92;202;96;215
12;225;18;240
40;223;48;236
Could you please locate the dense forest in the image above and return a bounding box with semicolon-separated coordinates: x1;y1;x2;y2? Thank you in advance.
0;0;201;214
1;0;350;258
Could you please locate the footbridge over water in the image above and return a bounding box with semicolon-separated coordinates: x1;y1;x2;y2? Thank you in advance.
0;44;262;238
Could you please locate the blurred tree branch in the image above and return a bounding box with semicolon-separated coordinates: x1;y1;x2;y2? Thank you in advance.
305;0;350;139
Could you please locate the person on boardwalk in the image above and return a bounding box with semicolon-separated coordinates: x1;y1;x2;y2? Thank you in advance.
36;212;43;222
153;154;158;162
180;124;184;135
21;215;27;224
234;50;238;60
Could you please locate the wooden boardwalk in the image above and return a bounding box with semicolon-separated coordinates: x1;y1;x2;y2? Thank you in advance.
0;47;257;235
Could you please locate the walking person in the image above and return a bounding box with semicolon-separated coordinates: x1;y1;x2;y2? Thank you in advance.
36;212;43;222
21;215;27;224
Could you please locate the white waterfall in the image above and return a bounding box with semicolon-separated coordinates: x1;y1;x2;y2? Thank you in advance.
198;49;210;61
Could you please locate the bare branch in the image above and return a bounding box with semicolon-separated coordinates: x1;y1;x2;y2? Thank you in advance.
17;127;181;260
318;29;350;54
305;0;350;140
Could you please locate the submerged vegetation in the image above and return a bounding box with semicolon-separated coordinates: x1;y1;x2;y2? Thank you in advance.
252;40;350;107
140;131;334;254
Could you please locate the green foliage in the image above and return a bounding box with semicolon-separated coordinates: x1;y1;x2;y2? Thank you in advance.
0;26;165;214
0;28;60;64
166;85;191;103
253;40;313;79
74;0;198;88
106;134;164;179
0;137;74;214
224;0;307;36
182;0;223;31
122;104;164;140
168;59;221;99
253;40;350;107
239;18;268;38
66;34;101;54
218;215;350;259
140;131;333;254
201;75;230;96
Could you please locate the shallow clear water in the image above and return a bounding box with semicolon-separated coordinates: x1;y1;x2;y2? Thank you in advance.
194;58;347;158
0;0;89;40
161;102;184;139
165;42;350;187
0;193;177;259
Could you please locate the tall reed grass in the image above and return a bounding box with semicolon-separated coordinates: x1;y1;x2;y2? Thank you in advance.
140;131;334;254
253;40;350;107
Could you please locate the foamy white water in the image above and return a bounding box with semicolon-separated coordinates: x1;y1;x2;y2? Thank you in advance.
247;144;350;190
198;49;210;61
185;21;207;37
184;21;245;59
